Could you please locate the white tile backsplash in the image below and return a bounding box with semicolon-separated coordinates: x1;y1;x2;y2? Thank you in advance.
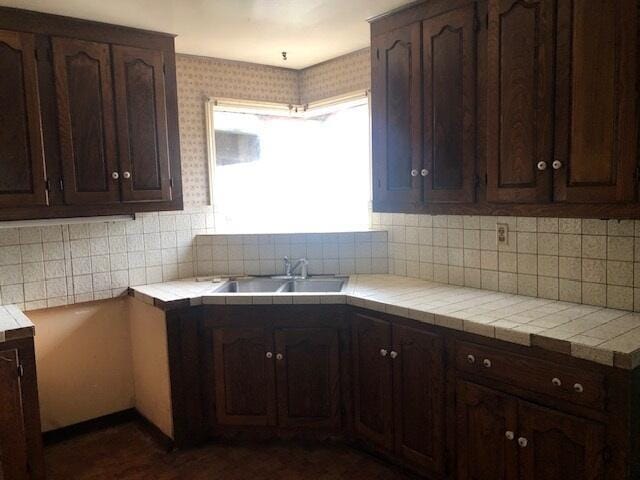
373;212;640;312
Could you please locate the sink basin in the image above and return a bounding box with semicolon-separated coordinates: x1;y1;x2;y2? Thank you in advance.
212;277;346;293
213;278;286;293
277;278;345;293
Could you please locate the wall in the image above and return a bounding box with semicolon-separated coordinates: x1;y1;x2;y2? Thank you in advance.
27;298;134;431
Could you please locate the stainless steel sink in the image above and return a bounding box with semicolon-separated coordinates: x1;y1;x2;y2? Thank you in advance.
212;277;346;293
277;278;345;293
213;278;287;293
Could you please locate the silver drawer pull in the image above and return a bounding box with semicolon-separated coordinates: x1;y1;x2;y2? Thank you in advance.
265;352;273;359
518;437;528;448
123;171;131;179
411;169;418;177
483;358;492;368
467;354;476;364
551;377;562;387
573;383;584;393
276;353;283;361
380;349;388;357
505;431;514;441
112;171;119;180
537;161;547;171
421;169;429;177
390;351;398;359
552;160;563;170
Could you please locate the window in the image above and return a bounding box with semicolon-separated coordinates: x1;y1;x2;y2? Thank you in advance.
207;94;371;233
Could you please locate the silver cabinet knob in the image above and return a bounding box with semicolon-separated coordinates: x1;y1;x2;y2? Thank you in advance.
483;358;492;368
573;383;584;393
112;172;120;179
276;353;283;361
467;354;476;364
123;171;131;179
421;169;429;177
265;352;273;359
505;431;514;441
390;351;398;359
552;377;562;386
380;349;388;357
410;169;418;177
552;160;562;170
518;437;528;448
537;161;547;171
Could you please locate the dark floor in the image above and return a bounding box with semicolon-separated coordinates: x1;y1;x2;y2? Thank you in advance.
44;421;414;479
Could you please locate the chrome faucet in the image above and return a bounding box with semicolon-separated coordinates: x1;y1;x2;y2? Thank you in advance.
283;256;309;279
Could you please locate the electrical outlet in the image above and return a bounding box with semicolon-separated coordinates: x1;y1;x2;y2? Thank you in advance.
496;223;509;245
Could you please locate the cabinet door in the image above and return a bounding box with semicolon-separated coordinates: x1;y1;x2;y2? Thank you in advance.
212;327;276;426
422;5;476;204
52;37;120;205
0;349;28;480
518;401;605;480
553;0;638;203
456;381;518;480
112;45;172;203
274;328;340;429
352;312;393;450
392;325;445;475
0;30;47;209
371;23;422;209
486;0;555;203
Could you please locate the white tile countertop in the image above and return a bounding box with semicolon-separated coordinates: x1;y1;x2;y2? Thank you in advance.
0;305;35;343
129;274;640;370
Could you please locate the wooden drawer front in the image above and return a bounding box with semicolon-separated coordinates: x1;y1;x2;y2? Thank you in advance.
454;341;605;410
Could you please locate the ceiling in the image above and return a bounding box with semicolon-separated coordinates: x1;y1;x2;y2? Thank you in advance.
0;0;415;69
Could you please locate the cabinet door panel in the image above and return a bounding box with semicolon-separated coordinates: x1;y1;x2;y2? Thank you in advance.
0;348;28;480
212;327;276;426
456;381;518;480
0;30;47;208
53;37;119;205
518;401;605;480
352;312;393;450
422;5;476;204
392;325;444;475
274;328;340;429
371;23;422;209
487;0;555;203
113;45;171;202
554;0;638;203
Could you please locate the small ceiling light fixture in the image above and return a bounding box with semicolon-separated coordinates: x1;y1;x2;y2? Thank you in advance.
282;51;287;61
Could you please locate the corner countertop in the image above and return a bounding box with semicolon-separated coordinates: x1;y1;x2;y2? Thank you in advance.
129;274;640;370
0;305;35;343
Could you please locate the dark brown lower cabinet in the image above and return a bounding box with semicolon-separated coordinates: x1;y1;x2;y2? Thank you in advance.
352;312;394;449
456;380;605;480
274;328;340;429
352;311;445;476
212;326;276;426
167;305;636;479
203;308;343;432
0;340;44;480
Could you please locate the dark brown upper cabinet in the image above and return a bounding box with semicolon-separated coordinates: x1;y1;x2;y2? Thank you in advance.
422;4;476;204
113;45;172;203
53;37;120;205
0;7;182;221
371;22;422;210
371;0;640;218
553;0;638;204
0;29;47;209
486;0;556;204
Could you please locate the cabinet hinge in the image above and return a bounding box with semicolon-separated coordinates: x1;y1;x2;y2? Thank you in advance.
17;363;24;378
59;178;64;192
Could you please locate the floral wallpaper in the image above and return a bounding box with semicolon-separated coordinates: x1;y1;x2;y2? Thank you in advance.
175;48;372;207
